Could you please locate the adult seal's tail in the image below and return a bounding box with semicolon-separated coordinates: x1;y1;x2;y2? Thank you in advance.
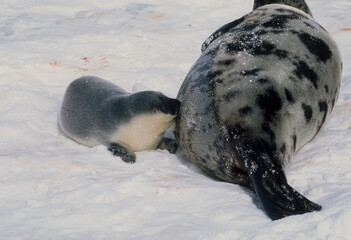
59;76;180;163
174;0;342;220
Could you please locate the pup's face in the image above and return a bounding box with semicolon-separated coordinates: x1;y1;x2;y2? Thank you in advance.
132;91;181;117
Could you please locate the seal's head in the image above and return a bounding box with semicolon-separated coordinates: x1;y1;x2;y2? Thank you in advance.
128;91;181;121
105;91;181;154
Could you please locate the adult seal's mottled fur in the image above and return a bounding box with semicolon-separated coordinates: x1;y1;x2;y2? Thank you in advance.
59;76;180;163
253;0;312;16
174;0;342;220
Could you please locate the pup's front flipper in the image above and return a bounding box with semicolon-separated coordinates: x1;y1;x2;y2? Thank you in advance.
247;153;322;220
108;142;136;163
157;137;178;154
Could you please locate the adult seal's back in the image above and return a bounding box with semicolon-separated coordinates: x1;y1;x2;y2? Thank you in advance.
59;76;180;163
174;0;342;220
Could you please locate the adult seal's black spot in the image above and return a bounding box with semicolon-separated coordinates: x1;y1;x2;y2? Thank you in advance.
174;0;342;220
59;76;180;163
262;14;300;29
241;68;262;77
301;103;313;123
202;16;246;52
239;106;253;117
284;88;295;103
293;60;318;88
299;32;332;63
256;88;282;120
318;101;329;125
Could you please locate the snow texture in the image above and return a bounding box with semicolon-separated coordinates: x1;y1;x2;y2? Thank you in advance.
1;0;351;239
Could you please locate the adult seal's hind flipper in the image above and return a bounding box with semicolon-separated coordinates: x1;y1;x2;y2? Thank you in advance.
226;128;322;220
175;1;341;220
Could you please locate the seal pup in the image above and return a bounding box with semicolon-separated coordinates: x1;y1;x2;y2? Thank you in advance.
59;76;180;163
174;0;342;220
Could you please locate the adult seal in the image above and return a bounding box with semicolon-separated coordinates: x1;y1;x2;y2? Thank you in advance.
59;76;180;163
174;0;342;220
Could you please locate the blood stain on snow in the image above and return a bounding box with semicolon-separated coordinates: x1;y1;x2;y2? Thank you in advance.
304;160;312;166
49;56;109;72
151;15;167;21
49;60;61;67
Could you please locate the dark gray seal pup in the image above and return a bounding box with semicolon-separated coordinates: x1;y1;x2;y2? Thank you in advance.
174;0;342;220
59;76;180;163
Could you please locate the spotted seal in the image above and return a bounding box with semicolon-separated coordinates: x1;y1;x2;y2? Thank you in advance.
59;76;180;163
174;0;342;220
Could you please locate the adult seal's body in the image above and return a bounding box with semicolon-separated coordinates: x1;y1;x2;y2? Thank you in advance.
59;76;180;163
174;0;342;220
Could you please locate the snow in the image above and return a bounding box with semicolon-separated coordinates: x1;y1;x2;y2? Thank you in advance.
0;0;350;239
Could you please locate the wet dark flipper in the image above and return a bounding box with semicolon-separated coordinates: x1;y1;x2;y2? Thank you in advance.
247;153;321;220
108;142;136;163
226;128;321;220
157;137;178;154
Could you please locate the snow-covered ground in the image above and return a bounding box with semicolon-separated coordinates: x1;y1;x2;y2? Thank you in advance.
1;0;351;239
